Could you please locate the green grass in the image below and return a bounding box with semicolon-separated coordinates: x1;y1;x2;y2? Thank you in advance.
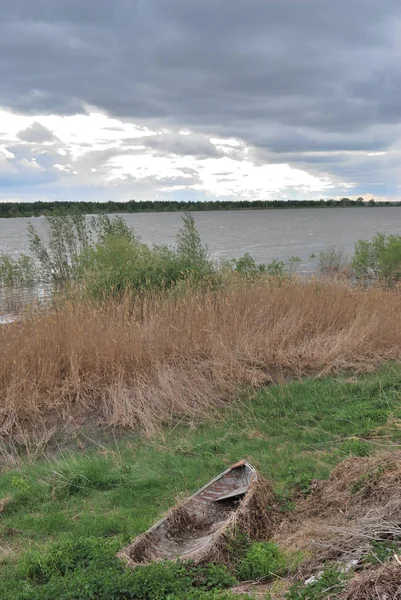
0;364;400;599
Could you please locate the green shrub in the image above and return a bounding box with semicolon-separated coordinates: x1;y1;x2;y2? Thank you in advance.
91;214;137;244
26;213;138;286
78;213;218;299
352;232;401;284
3;211;300;300
231;253;266;278
265;258;287;277
237;542;286;581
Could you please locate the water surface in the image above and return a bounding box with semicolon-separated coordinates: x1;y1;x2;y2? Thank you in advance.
1;207;401;316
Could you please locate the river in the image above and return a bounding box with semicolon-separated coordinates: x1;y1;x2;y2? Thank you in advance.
1;207;401;318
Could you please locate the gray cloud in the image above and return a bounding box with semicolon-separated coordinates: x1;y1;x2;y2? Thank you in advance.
17;122;58;143
0;0;400;196
140;133;222;158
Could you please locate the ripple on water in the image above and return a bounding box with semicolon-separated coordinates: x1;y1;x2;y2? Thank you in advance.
0;284;50;323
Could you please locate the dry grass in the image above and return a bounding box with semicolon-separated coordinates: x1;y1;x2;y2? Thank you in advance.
274;452;401;575
340;560;401;599
1;278;401;442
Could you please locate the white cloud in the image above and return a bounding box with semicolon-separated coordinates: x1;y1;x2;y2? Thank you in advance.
0;146;15;159
0;107;338;201
17;158;44;171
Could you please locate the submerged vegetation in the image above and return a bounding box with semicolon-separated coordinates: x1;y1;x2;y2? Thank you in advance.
0;212;298;295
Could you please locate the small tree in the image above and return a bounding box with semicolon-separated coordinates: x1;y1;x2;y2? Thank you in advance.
27;214;135;285
27;213;91;284
175;212;209;265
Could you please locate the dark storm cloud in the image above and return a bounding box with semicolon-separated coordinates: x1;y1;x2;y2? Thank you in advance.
0;0;400;193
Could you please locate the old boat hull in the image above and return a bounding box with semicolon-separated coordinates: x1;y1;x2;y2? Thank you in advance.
119;460;257;565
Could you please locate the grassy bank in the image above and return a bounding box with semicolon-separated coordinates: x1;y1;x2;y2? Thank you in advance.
0;365;400;598
2;278;401;445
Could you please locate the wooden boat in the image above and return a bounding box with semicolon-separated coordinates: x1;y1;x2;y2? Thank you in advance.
119;460;261;566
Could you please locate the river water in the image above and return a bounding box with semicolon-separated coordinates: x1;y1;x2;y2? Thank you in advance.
1;207;401;318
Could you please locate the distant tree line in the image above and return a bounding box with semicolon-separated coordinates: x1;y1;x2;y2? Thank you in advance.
0;197;400;218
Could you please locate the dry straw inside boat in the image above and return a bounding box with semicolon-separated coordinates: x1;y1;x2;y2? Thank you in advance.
119;461;278;568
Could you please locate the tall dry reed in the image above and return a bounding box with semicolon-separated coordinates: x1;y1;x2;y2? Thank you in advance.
1;279;401;442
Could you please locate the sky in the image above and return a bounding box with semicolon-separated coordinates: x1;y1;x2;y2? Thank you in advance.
0;0;400;204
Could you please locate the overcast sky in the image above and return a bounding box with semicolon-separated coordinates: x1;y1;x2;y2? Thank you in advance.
0;0;400;203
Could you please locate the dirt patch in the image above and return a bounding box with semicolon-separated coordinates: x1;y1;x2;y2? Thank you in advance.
275;452;401;570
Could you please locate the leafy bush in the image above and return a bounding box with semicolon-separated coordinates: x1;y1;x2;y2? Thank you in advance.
26;213;139;286
317;246;350;277
352;233;401;284
231;253;267;278
91;214;137;244
237;542;286;581
25;211;218;298
78;213;218;299
265;258;288;277
4;211;303;301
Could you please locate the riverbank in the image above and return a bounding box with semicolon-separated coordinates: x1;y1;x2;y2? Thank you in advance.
0;364;400;598
1;214;401;597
